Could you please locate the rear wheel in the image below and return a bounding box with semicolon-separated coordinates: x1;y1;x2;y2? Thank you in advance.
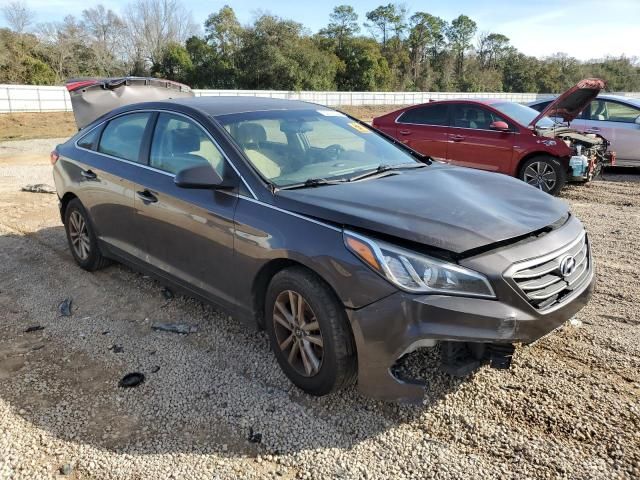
265;267;356;396
64;198;110;271
518;156;566;195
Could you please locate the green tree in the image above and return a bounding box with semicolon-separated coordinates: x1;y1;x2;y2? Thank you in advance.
151;41;192;83
335;37;391;91
320;5;360;49
365;4;406;46
446;14;477;87
407;12;447;88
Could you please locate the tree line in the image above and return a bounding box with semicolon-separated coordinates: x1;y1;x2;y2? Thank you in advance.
1;0;639;93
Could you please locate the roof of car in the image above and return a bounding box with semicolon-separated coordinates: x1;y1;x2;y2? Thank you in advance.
165;96;324;116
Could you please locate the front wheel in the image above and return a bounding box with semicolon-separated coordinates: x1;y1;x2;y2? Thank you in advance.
518;156;567;195
265;267;356;396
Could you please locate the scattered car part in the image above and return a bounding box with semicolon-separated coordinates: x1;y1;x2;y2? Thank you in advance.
150;366;160;373
66;77;194;129
151;322;198;334
57;298;72;317
21;184;56;194
248;427;262;443
24;325;45;333
119;372;145;388
109;344;124;353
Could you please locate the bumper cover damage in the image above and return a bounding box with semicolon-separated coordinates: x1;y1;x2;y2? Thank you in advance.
347;215;595;402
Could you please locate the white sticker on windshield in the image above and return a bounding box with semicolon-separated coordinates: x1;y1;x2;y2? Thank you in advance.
317;109;346;117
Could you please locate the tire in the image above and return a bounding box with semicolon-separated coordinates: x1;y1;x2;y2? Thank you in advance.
518;155;567;196
265;267;357;396
63;198;111;271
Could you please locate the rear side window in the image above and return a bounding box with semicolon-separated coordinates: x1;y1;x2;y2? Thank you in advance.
530;101;551;112
397;104;448;126
98;113;151;162
150;113;226;176
77;127;100;150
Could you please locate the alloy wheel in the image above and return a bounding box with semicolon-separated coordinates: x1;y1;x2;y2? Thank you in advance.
523;161;557;193
272;290;324;377
68;210;91;260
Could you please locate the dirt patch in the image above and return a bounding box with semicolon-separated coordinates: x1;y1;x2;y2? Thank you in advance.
0;107;398;143
0;112;77;141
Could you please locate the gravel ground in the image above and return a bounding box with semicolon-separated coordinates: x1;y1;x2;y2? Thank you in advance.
0;138;638;480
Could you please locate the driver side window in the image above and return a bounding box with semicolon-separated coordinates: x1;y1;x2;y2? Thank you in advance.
150;113;226;176
588;100;640;123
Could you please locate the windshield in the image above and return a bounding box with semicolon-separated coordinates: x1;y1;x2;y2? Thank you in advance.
492;102;556;128
215;109;419;186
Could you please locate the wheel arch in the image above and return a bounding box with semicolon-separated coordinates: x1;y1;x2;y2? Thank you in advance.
59;191;79;222
516;151;570;177
251;258;344;330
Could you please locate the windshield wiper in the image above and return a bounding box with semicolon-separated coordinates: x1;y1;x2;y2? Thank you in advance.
348;163;426;182
277;177;347;191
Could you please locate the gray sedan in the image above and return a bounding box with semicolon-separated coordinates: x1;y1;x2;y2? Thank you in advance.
53;78;595;402
529;94;640;167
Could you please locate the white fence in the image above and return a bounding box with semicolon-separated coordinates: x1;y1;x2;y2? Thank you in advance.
1;84;640;113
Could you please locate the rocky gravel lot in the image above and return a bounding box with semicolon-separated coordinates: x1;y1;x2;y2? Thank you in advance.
0;138;638;479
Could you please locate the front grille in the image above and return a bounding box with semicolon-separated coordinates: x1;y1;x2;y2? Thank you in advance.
511;234;591;310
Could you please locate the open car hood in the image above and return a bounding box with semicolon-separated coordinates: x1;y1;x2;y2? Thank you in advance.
274;164;568;254
66;77;194;129
530;78;605;127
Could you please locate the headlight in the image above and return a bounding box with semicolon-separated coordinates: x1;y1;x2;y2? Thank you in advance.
344;230;495;298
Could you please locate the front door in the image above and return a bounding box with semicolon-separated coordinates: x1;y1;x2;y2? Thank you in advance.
447;104;515;173
133;112;239;307
581;99;640;164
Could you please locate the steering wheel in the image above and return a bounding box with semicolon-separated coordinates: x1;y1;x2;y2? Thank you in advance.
323;144;346;161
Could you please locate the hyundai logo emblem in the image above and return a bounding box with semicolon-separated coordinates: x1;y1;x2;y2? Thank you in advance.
560;255;576;277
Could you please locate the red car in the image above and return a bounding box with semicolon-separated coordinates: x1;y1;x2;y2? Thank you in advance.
373;79;614;195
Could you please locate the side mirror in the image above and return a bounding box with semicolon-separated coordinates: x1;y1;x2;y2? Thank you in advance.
635;115;640;125
174;164;232;189
490;121;510;131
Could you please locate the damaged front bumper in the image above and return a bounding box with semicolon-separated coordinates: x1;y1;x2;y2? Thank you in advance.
347;215;594;402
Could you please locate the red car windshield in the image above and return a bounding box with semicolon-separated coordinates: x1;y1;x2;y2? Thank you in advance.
492;102;557;128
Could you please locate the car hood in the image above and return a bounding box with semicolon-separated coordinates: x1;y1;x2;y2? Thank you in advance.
530;78;605;127
274;164;568;254
66;77;193;129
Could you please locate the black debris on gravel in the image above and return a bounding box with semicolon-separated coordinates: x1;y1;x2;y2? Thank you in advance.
24;325;44;333
119;372;145;388
248;427;262;443
109;345;124;353
161;287;174;300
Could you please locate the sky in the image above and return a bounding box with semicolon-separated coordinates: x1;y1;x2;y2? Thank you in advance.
1;0;639;60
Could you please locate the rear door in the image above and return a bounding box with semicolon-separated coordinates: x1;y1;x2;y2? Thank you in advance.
132;112;239;306
581;99;640;163
394;104;450;161
69;111;153;259
447;104;515;173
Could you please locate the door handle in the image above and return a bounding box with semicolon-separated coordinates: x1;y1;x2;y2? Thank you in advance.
136;190;158;204
450;135;465;142
80;169;97;180
399;129;412;135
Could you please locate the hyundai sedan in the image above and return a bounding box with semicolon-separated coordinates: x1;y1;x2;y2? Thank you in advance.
52;78;595;402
